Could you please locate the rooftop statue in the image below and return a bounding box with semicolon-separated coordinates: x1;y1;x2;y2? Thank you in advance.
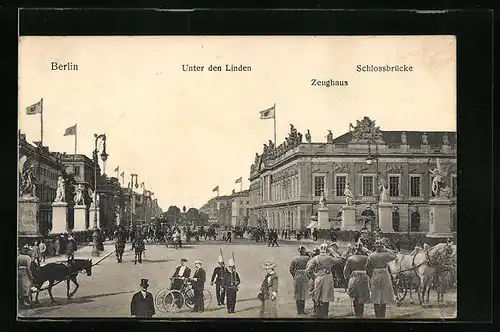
326;130;333;143
401;132;407;144
422;132;428;145
349;117;383;141
305;130;312;143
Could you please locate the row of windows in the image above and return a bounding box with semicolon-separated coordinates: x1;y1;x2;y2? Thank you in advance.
315;175;457;197
271;176;300;201
65;165;81;177
40;167;58;181
37;186;56;203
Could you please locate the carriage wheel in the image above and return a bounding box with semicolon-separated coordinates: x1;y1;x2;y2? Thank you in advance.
155;289;170;312
393;277;408;303
203;289;213;309
163;290;185;313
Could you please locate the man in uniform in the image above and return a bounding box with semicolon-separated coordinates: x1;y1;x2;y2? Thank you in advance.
365;239;397;318
289;245;310;315
191;260;206;312
210;255;228;306
223;258;240;313
306;243;344;317
17;246;35;308
343;242;370;317
171;258;191;290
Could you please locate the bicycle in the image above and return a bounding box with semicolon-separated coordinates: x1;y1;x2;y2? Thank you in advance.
155;277;213;313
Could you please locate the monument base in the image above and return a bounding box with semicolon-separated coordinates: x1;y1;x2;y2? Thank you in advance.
18;196;41;237
317;208;330;229
378;202;394;233
73;205;88;231
427;198;453;245
51;201;68;234
341;205;357;231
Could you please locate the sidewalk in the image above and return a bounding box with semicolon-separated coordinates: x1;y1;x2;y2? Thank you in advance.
41;243;115;265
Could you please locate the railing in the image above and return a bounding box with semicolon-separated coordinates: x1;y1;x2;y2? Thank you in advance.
335;143;348;148
387;144;401;149
409;144;421;149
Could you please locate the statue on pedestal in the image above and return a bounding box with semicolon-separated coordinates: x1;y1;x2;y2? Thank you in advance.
20;164;37;198
429;158;452;198
326;130;333;143
443;134;449;145
401;132;407;144
54;175;66;202
379;178;389;202
74;184;85;205
319;192;327;209
422;132;428;145
344;184;354;206
305;130;311;143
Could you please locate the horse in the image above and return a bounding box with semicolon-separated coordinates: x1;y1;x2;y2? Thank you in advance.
412;242;455;306
388;253;422;304
32;259;92;304
133;239;145;264
115;240;125;263
425;244;456;303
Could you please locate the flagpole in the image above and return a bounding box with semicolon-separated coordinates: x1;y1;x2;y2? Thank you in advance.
240;179;242;193
40;98;44;147
273;103;276;146
74;124;78;154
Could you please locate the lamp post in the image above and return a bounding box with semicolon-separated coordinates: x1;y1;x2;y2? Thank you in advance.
129;174;138;227
365;139;380;232
92;133;108;257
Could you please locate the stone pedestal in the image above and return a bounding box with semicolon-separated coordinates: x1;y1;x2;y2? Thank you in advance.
51;201;68;234
73;205;88;231
317;208;330;229
341;205;357;231
18;196;41;237
426;198;454;245
89;204;100;229
378;202;394;233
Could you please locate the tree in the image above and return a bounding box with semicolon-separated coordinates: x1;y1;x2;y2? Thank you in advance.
199;212;209;226
166;205;181;225
186;207;200;225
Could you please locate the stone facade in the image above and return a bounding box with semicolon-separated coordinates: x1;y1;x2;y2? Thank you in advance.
248;119;457;232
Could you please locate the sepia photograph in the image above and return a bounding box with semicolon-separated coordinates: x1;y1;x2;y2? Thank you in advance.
18;35;457;319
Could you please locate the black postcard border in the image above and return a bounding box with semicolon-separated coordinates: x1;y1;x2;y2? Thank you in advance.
2;7;494;332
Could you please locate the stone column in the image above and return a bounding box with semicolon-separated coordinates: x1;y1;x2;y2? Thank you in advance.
51;201;68;234
426;198;454;245
317;207;330;229
378;202;394;233
73;205;88;231
89;203;100;229
341;205;357;231
18;196;41;237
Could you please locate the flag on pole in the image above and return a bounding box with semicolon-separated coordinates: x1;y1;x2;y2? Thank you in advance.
26;99;43;115
235;177;242;184
260;105;275;119
63;124;77;136
120;171;125;182
212;185;219;192
114;166;119;172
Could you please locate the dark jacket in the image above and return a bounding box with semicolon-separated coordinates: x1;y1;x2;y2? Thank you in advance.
223;270;241;291
211;266;228;286
172;265;191;278
130;291;155;317
192;268;206;291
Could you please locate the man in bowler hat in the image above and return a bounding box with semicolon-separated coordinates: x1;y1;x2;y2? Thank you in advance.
130;279;155;318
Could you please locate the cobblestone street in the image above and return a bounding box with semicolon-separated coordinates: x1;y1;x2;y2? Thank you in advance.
19;240;456;319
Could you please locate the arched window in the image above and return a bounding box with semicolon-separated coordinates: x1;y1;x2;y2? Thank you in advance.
451;211;457;232
410;211;420;232
392;211;400;232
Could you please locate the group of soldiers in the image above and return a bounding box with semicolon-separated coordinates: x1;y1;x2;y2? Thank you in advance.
289;239;397;318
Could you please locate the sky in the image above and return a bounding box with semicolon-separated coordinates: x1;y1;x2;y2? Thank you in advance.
18;36;456;210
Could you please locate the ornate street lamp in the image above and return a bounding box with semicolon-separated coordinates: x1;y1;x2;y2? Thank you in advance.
92;133;108;257
365;138;380;232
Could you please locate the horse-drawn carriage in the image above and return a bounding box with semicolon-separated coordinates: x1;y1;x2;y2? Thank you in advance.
155;277;212;313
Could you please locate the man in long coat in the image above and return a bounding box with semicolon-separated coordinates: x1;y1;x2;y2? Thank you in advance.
17;247;35;308
223;258;240;313
210;255;228;306
130;279;155;318
191;260;206;312
306;243;344;317
343;242;371;317
289;245;310;315
365;239;397;318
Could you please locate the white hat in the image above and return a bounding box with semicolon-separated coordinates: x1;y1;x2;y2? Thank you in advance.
319;243;328;252
218;255;224;263
227;258;235;267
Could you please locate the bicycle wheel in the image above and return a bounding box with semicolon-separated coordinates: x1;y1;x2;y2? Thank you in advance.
203;289;213;309
155;289;170;312
164;290;185;313
184;288;195;308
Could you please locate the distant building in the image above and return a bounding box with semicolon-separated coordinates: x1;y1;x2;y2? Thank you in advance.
231;190;250;227
248;118;457;232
